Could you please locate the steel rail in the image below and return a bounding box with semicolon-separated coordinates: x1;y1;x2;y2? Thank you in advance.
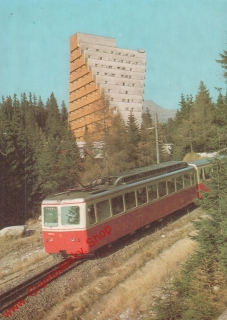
0;258;87;314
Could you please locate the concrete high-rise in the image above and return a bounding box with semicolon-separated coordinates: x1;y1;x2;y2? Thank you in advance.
69;33;146;141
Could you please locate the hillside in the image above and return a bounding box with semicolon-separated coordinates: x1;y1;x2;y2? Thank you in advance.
143;100;177;123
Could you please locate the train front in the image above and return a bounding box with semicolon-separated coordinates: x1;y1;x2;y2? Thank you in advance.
41;195;91;257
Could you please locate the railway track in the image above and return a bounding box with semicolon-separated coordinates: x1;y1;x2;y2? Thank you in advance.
0;257;87;315
0;205;197;318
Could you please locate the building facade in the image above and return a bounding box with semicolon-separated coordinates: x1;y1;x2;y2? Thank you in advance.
69;33;146;141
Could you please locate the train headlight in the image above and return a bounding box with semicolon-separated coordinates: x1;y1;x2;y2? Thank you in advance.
71;238;75;242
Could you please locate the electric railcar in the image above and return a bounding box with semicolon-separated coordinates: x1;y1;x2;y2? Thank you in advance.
42;159;212;257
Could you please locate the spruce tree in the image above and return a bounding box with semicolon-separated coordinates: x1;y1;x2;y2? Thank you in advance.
45;92;61;138
104;110;129;173
125;111;140;168
216;48;227;80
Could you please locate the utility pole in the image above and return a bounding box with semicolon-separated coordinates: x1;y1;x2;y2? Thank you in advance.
155;114;160;164
147;113;160;165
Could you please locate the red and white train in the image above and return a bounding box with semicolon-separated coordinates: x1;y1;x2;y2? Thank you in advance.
42;158;212;257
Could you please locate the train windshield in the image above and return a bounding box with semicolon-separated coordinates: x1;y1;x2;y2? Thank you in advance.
44;207;58;227
61;206;80;225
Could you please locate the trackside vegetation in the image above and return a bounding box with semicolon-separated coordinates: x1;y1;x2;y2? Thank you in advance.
151;46;227;320
151;157;227;319
0;93;81;229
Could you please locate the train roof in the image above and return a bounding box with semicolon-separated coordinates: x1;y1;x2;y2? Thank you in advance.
188;158;212;167
42;161;190;203
188;155;226;167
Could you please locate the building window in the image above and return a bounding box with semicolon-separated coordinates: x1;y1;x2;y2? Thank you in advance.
121;60;123;63
111;98;113;101
105;81;108;84
123;83;125;86
96;49;99;51
99;57;102;60
126;91;128;94
95;64;98;67
97;72;99;75
108;89;111;93
122;99;125;102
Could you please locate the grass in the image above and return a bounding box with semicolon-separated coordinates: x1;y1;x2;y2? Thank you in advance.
0;228;52;280
42;208;203;320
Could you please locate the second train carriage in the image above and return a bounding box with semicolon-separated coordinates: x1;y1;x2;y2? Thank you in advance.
42;159;213;256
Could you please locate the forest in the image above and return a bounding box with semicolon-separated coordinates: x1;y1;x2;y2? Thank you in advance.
151;48;227;319
0;48;227;231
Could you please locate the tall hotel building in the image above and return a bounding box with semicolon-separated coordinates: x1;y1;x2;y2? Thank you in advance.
69;33;146;141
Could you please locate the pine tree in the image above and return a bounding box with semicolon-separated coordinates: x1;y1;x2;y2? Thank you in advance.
216;48;227;80
61;101;68;124
45;92;61;138
125;111;141;168
152;275;185;320
104;110;129;173
139;109;155;165
0;92;82;227
194;157;227;268
191;81;216;152
175;94;194;126
35;96;47;130
171;94;194;160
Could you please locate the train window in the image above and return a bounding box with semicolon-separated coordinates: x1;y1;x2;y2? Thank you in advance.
199;168;204;181
88;204;96;225
184;173;191;188
111;195;124;215
137;187;147;205
125;191;136;210
44;207;58;227
176;176;183;190
61;206;80;225
96;200;111;222
191;172;196;185
204;167;212;180
147;184;157;201
167;178;175;194
158;181;167;197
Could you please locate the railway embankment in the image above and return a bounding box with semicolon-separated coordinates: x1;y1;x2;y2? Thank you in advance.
0;207;206;320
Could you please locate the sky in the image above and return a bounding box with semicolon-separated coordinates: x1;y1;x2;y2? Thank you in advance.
0;0;227;110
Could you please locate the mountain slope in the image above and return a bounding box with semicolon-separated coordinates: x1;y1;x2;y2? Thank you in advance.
143;100;177;123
